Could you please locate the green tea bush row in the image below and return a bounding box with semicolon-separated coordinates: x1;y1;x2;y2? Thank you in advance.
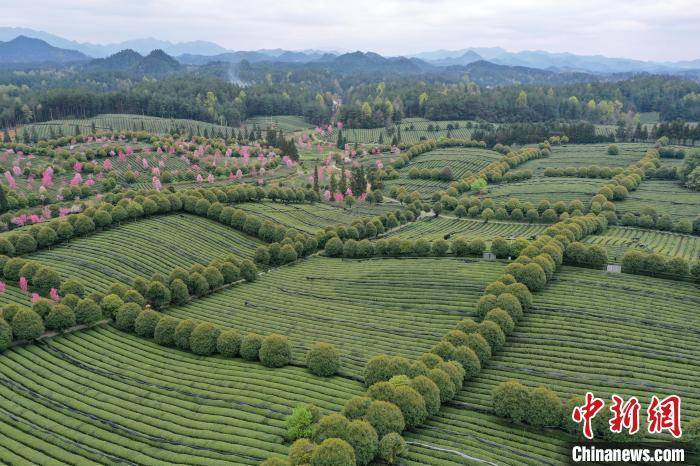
544;165;624;179
622;250;699;281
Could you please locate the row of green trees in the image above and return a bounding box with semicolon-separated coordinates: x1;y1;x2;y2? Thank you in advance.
622;250;700;281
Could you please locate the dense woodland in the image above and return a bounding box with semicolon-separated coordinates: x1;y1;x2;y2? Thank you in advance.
1;57;700;134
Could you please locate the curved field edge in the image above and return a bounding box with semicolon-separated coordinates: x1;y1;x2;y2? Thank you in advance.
0;325;363;465
166;257;505;377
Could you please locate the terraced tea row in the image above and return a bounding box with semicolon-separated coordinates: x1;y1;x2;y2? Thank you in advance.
455;267;700;419
520;143;650;173
19;114;236;139
486;177;606;205
405;407;571;465
585;226;700;263
167;257;504;377
615;180;700;222
26;214;263;292
384;217;547;242
395;147;504;178
0;326;362;465
235;202;396;234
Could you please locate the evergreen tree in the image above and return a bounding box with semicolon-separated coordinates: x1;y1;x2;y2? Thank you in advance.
336;129;345;149
340;166;348;193
0;185;9;213
313;165;320;193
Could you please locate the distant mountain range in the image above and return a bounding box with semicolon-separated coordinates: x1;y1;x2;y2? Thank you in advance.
0;35;89;64
0;27;699;79
411;48;700;73
0;27;228;57
86;49;181;76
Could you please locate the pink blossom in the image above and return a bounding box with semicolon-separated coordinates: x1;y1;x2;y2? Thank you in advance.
12;165;21;176
126;145;134;155
359;193;367;202
49;288;60;302
196;174;203;183
118;150;126;161
85;178;95;187
142;158;149;169
31;293;40;303
156;147;163;154
334;192;344;202
228;171;234;180
151;167;160;176
73;162;83;172
4;171;17;190
323;190;332;201
376;160;384;169
103;159;113;170
69;173;82;186
235;169;243;179
152;176;162;191
0;282;5;294
345;188;353;196
11;214;27;226
207;173;215;183
337;121;344;129
225;148;232;157
19;276;28;292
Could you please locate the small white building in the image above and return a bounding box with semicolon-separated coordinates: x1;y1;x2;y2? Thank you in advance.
606;264;622;273
483;252;497;261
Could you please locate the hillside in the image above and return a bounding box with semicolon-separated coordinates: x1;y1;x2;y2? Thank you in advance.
0;35;88;64
86;49;181;76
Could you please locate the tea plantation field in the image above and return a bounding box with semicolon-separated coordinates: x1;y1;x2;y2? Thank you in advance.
585;226;700;262
457;267;700;417
167;257;504;377
0;326;363;465
25;214;262;292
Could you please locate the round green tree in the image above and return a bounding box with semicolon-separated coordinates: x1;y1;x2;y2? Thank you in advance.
0;318;12;352
492;380;530;423
114;303;142;332
216;329;242;357
240;332;263;361
342;396;372;420
154;315;180;346
364;400;405;438
306;342;340;377
189;322;221;355
260;333;292;368
134;309;161;338
345;419;378;466
288;438;316;465
174;319;199;350
45;304;76;331
75;298;102;325
11;309;44;340
377;432;407;464
310;438;355;466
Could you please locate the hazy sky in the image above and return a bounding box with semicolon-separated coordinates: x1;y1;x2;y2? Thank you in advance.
3;0;699;61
